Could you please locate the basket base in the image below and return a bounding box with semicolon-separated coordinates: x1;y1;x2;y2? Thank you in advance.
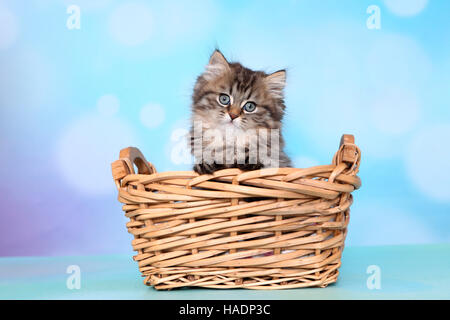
142;263;341;290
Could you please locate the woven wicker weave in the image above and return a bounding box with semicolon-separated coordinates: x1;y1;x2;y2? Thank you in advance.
111;134;361;290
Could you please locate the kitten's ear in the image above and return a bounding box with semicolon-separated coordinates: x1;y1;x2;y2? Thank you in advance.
209;50;229;67
204;50;230;80
265;70;286;99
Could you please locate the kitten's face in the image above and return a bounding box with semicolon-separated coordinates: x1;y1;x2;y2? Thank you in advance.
192;50;286;132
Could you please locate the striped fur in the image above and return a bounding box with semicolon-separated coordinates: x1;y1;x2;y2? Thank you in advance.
190;50;292;174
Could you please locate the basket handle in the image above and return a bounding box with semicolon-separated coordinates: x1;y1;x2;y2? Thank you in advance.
332;134;360;172
111;147;156;188
119;147;154;174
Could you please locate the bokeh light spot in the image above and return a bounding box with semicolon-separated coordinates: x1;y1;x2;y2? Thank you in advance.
406;125;450;202
369;88;421;135
384;0;428;17
0;6;19;50
56;113;138;195
140;103;165;129
108;3;153;46
366;34;432;91
97;94;120;116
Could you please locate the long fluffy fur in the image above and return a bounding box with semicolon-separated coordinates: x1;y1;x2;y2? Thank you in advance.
190;50;292;174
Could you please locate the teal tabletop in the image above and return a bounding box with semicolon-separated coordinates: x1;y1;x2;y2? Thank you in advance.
1;244;449;300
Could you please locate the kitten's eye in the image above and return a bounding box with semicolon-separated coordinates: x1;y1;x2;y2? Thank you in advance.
218;93;230;106
243;101;257;113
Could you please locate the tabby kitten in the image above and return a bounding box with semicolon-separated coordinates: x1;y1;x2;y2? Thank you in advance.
190;50;292;174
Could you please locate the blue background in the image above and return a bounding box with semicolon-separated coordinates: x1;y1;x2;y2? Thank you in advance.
0;0;449;256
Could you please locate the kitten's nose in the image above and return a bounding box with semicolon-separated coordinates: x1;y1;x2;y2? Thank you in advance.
228;112;239;120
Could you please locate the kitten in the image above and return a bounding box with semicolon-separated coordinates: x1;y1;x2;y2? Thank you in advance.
190;50;292;174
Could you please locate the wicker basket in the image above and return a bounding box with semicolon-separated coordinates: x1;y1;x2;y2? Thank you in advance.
111;134;361;290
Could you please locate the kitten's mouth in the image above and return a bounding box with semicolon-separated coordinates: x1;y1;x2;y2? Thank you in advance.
225;119;239;127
